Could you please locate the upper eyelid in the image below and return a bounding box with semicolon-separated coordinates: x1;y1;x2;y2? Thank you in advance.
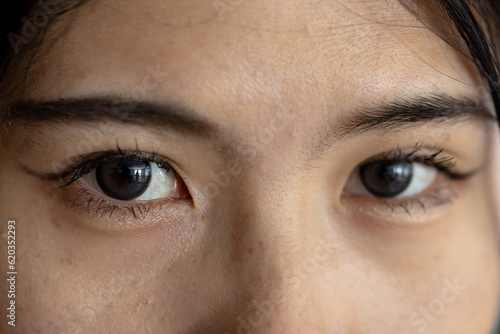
47;150;173;186
359;149;479;181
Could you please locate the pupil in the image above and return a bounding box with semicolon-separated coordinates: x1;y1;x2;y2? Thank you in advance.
359;160;413;198
96;160;152;200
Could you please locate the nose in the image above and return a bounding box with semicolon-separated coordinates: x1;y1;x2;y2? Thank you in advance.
229;234;341;334
213;165;344;334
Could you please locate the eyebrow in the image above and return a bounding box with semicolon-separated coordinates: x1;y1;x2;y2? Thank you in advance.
3;94;496;144
334;94;496;139
4;98;217;139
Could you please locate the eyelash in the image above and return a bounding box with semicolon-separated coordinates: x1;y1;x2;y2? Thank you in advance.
366;143;470;180
70;184;153;219
367;143;467;180
53;149;172;188
50;148;176;219
380;185;457;216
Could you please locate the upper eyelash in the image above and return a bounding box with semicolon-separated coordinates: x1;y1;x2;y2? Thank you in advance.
50;150;172;188
54;144;467;189
365;143;472;180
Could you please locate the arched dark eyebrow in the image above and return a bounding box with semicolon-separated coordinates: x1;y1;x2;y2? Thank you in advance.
3;94;496;143
4;98;217;139
334;94;496;139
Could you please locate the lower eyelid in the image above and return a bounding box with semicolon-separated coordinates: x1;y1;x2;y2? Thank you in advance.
341;180;459;226
47;183;194;235
69;182;150;219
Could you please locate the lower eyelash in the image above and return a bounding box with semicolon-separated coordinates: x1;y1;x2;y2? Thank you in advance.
380;184;458;217
70;182;152;219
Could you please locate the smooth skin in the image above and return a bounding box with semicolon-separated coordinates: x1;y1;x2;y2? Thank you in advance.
1;0;499;333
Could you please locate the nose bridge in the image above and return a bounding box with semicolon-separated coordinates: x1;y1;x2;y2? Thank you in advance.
222;167;339;333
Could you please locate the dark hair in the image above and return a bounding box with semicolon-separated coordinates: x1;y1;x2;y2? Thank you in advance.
400;0;500;125
0;0;86;100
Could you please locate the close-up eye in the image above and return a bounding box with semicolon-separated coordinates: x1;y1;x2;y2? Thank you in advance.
345;159;438;198
59;151;189;204
342;146;475;206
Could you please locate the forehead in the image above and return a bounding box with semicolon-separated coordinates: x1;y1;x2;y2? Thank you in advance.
28;0;483;122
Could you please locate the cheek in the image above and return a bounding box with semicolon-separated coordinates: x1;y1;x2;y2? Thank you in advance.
325;175;500;331
398;204;500;333
14;221;178;332
328;235;499;334
2;192;200;331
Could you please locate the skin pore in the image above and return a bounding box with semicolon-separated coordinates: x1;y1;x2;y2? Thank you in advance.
0;0;500;333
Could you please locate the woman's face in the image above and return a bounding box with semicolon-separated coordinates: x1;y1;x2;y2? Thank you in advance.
1;0;499;333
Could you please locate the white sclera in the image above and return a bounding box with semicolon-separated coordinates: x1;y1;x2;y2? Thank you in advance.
394;163;437;198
